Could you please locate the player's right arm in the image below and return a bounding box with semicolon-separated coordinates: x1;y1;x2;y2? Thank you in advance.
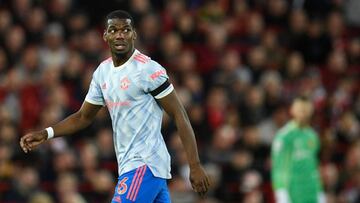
271;130;292;203
20;67;105;153
20;101;102;153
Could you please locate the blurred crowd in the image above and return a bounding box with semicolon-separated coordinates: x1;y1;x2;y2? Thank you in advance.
0;0;359;203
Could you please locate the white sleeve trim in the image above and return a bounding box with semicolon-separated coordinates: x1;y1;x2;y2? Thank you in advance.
318;192;326;203
275;189;291;203
85;98;105;106
154;84;174;99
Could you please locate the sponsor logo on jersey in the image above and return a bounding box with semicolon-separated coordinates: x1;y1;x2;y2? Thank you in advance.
150;69;166;80
308;140;314;149
105;99;131;109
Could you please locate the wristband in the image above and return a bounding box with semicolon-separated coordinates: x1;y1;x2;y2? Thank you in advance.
45;127;54;140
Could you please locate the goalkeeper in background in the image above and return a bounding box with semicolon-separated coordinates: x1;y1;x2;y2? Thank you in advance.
271;96;325;203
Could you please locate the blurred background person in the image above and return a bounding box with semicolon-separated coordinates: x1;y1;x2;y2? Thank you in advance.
271;96;325;203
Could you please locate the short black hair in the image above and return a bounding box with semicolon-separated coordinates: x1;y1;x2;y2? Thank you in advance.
105;10;134;27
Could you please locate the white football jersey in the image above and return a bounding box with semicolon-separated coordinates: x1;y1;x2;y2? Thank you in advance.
85;49;174;179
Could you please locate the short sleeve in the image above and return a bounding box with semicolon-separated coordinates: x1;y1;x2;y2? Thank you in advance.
140;62;174;99
85;70;105;106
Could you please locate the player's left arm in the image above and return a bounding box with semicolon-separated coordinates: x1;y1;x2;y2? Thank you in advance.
158;90;211;197
140;61;210;196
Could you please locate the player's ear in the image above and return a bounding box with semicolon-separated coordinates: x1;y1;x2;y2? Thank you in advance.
289;103;296;117
133;30;137;40
103;30;107;42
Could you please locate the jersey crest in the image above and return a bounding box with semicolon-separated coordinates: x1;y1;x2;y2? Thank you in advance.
120;77;130;90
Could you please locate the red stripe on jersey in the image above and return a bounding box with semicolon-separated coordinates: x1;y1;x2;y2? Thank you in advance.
134;53;149;63
134;56;147;63
136;53;147;60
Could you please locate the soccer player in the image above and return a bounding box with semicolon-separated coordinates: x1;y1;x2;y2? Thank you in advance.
271;96;325;203
20;10;210;203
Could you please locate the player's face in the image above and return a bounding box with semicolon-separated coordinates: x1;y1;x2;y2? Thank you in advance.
104;18;136;56
290;100;314;124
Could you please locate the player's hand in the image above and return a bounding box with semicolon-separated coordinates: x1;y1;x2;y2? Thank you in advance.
189;163;211;198
20;130;47;153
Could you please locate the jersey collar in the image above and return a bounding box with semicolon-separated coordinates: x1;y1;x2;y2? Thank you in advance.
290;120;310;130
112;49;139;70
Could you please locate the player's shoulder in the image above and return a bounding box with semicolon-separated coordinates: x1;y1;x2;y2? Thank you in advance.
307;127;318;136
133;51;165;73
95;57;113;74
99;57;113;67
134;52;162;68
275;122;296;140
132;51;151;65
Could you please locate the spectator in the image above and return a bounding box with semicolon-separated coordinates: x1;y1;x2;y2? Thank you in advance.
29;192;54;203
298;17;332;65
5;25;26;66
5;166;40;202
25;7;47;44
39;23;68;70
0;9;12;38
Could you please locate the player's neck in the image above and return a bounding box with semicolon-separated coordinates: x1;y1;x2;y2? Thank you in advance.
293;120;309;128
112;49;135;67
